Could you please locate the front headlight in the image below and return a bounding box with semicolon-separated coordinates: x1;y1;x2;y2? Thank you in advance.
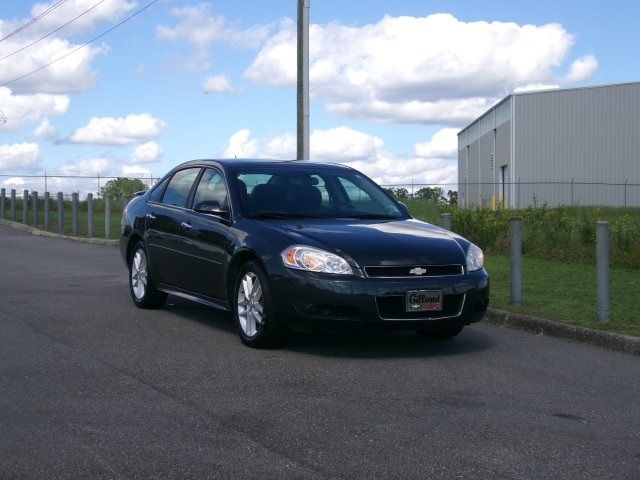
281;245;353;275
466;243;484;272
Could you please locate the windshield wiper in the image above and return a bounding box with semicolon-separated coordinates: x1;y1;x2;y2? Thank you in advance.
341;213;399;220
250;212;321;219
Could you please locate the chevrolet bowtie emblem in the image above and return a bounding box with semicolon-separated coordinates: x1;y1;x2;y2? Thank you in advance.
409;267;427;276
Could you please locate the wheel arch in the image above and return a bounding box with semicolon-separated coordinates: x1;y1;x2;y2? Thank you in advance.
126;232;144;264
226;248;267;301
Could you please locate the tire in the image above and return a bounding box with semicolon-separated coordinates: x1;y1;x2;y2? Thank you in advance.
233;261;288;348
415;326;464;340
129;241;167;309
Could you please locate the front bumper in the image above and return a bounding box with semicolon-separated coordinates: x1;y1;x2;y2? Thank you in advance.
268;266;489;332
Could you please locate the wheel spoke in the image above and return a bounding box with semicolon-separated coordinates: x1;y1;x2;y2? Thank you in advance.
253;309;263;325
254;302;263;314
242;277;251;299
252;284;262;302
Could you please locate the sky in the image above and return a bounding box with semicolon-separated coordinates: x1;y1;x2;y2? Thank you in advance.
1;0;639;195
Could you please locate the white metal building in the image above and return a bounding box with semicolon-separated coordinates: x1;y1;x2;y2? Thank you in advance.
457;81;640;208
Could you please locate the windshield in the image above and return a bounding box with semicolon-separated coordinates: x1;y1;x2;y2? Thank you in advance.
233;166;405;220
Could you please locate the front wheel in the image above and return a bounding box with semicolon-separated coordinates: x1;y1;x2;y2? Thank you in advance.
415;326;464;340
234;261;288;348
129;242;167;309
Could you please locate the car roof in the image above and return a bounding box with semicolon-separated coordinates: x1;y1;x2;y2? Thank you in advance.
174;158;355;171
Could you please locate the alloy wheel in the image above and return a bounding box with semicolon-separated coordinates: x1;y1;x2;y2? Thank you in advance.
131;248;148;300
237;271;264;337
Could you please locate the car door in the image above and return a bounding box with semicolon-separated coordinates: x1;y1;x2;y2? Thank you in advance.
179;168;230;299
145;167;202;288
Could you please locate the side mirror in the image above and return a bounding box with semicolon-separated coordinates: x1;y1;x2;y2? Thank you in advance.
194;200;228;217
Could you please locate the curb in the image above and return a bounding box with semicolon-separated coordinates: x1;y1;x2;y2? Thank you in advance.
0;218;118;246
484;308;640;356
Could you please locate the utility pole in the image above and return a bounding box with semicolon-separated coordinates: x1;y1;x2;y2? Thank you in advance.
296;0;310;160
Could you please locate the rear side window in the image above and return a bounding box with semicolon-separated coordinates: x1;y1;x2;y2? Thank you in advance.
161;168;201;207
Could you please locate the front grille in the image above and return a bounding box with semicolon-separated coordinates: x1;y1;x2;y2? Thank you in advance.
365;264;463;278
376;293;464;320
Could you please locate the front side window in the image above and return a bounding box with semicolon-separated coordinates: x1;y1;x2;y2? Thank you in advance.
193;169;228;210
161;168;201;207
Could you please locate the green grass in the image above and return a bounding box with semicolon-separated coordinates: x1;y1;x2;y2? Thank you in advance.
487;254;640;337
405;200;640;269
1;198;124;239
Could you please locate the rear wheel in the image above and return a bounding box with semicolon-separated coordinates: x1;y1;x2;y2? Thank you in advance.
234;261;287;348
415;326;464;340
129;242;167;309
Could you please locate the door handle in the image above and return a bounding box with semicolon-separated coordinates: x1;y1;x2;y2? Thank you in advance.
181;221;192;230
146;213;156;220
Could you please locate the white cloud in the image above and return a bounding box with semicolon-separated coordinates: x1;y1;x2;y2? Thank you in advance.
246;13;595;124
0;37;108;95
0;87;69;131
28;0;136;35
513;83;560;93
56;157;112;176
2;177;26;188
220;126;459;187
564;55;598;83
131;141;164;163
33;118;57;139
0;0;137;94
0;142;40;171
414;128;458;159
156;4;274;49
203;75;234;93
221;129;258;158
122;165;152;176
70;113;167;145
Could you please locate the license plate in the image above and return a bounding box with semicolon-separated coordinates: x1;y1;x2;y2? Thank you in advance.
406;290;443;312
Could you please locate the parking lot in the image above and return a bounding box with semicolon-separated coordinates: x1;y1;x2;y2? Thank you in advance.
1;223;639;479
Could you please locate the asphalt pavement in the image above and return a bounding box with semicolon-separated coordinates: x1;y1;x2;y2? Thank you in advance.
1;223;639;479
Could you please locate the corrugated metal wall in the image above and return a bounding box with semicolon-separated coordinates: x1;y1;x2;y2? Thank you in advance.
514;83;640;207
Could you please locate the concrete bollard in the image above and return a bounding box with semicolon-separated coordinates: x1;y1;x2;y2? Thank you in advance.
0;188;5;219
510;216;523;306
72;192;78;235
57;192;64;234
596;221;610;323
105;196;111;239
87;193;94;237
33;191;39;228
10;189;16;221
44;192;50;231
441;212;452;231
22;189;28;224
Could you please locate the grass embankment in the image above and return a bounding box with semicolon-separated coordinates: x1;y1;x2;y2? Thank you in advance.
406;200;640;336
1;198;124;239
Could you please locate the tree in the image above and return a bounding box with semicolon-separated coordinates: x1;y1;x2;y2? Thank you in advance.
100;177;147;200
447;190;458;205
415;186;446;203
385;187;409;200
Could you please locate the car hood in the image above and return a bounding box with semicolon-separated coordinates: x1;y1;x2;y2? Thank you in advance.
259;218;467;268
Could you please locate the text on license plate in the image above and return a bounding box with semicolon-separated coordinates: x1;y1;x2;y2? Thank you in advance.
406;290;443;312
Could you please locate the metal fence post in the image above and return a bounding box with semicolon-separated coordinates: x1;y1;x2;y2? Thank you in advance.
72;192;78;235
510;216;523;306
44;192;50;231
33;191;39;228
10;189;16;221
87;193;94;237
105;196;111;239
22;189;28;224
441;213;452;231
57;192;64;234
0;188;5;219
596;221;610;323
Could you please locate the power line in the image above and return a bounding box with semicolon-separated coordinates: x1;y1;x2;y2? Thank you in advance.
0;0;109;63
0;0;70;43
0;0;159;88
